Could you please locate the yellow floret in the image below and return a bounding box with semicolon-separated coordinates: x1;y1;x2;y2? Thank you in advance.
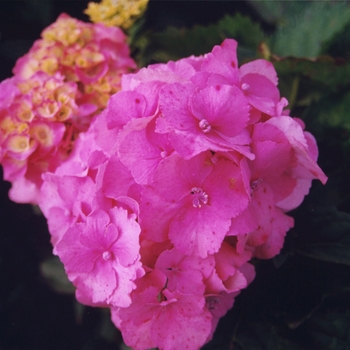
7;135;30;153
85;0;149;29
42;16;93;47
31;124;54;147
40;57;59;75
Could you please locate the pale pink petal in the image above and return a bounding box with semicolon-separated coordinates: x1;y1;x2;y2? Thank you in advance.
191;84;249;137
201;39;239;85
240;59;278;85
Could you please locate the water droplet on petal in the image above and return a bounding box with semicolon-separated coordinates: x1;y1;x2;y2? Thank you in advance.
250;179;262;195
241;83;250;92
102;251;114;261
199;119;211;133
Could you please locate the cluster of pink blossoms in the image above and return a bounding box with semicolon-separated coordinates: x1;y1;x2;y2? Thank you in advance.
38;39;327;349
0;14;135;203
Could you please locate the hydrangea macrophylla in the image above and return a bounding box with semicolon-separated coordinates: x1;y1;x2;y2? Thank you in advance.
0;13;136;203
37;38;327;349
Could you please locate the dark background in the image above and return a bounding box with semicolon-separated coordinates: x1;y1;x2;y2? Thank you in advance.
1;1;349;350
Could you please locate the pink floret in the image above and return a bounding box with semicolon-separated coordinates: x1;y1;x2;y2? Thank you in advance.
55;207;144;307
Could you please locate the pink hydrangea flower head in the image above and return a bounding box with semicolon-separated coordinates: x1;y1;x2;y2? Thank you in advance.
28;37;327;349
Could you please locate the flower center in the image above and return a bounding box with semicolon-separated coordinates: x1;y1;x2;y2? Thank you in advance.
191;187;208;208
102;250;114;261
199;119;211;133
206;296;220;310
241;83;250;92
250;178;262;194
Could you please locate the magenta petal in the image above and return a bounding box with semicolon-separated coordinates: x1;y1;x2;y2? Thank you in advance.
201;39;240;85
0;77;19;108
7;176;41;204
169;205;231;258
74;259;118;304
191;84;249;137
139;188;175;242
241;74;280;115
56;224;98;273
240;59;278;86
267;116;328;184
78;210;111;247
150;290;212;350
204;158;249;218
228;207;258;237
108;206;141;267
160;82;197;133
254;210;294;259
118;116;173;185
155;249;206;294
276;178;312;211
251;139;292;179
75;61;109;84
151;152;213;202
102;155;135;199
105;91;147;130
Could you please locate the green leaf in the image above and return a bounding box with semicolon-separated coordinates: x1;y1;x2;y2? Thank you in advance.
247;0;310;25
148;13;265;63
297;86;350;140
249;0;350;58
271;56;350;113
324;21;350;59
271;1;350;57
273;56;350;93
316;90;350;131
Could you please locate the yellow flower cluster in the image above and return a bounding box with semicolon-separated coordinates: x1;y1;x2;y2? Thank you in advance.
85;0;149;29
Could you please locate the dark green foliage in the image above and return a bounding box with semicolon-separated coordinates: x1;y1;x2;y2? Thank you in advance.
131;12;265;67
